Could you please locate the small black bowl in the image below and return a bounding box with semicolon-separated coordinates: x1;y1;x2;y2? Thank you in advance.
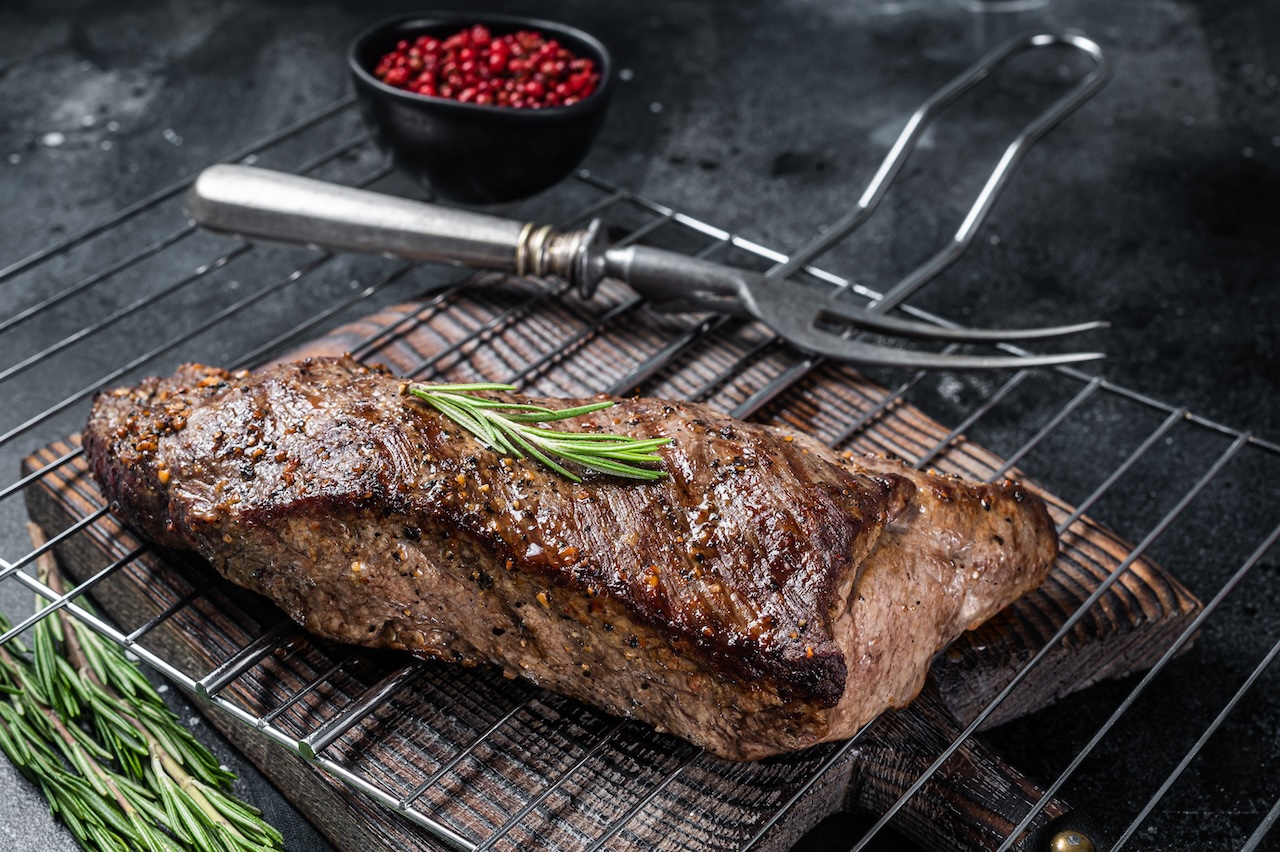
348;12;613;204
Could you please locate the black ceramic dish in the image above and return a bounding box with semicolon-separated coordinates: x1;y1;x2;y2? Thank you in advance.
348;12;613;204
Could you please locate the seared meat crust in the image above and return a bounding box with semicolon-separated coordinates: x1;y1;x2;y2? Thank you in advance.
84;356;1055;759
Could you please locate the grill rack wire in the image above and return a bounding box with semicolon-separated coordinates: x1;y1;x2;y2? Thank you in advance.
2;87;1280;852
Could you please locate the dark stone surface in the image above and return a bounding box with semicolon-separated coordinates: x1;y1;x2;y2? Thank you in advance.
1;2;1277;851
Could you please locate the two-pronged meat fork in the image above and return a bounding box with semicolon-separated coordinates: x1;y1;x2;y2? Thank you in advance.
184;32;1111;371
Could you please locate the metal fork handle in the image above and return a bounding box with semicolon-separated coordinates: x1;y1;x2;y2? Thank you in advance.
183;164;607;292
185;165;778;315
184;166;771;324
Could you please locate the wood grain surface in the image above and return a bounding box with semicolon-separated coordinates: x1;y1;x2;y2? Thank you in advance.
23;277;1202;852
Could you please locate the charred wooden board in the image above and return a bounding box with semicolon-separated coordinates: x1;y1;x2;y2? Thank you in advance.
23;282;1202;852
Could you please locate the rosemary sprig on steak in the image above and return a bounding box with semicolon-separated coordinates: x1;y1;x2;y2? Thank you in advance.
406;382;670;482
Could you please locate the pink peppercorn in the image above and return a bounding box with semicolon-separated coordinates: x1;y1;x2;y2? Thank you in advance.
374;24;600;108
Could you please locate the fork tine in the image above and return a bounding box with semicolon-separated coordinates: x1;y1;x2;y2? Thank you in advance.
733;264;1105;366
609;247;1107;370
816;300;1109;342
789;337;1105;370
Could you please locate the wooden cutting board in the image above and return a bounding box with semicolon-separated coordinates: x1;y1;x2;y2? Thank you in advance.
23;274;1201;852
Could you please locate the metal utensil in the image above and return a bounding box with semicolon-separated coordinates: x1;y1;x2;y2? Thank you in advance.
184;33;1111;370
182;163;1098;370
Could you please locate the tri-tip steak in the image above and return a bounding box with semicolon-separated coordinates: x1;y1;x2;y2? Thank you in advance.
84;356;1056;759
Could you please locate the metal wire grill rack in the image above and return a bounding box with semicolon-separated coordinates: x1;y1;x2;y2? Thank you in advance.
3;89;1280;852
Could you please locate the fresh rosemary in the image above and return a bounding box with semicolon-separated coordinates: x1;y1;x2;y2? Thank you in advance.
0;524;283;852
407;382;670;482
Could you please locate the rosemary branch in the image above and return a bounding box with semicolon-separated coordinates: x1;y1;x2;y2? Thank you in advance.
407;382;670;482
0;524;283;852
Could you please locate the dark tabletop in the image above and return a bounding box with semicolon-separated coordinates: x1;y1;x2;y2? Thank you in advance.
1;2;1277;851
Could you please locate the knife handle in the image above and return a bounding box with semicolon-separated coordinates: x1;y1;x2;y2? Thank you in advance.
182;165;606;292
852;683;1109;852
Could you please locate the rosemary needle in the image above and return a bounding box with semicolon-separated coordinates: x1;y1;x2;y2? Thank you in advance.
407;382;670;482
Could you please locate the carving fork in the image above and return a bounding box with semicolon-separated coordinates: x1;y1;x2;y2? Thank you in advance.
184;33;1112;371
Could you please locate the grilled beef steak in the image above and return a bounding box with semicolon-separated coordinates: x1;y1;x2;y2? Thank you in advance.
84;356;1056;759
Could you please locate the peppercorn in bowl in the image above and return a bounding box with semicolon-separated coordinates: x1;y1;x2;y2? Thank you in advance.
349;12;613;203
